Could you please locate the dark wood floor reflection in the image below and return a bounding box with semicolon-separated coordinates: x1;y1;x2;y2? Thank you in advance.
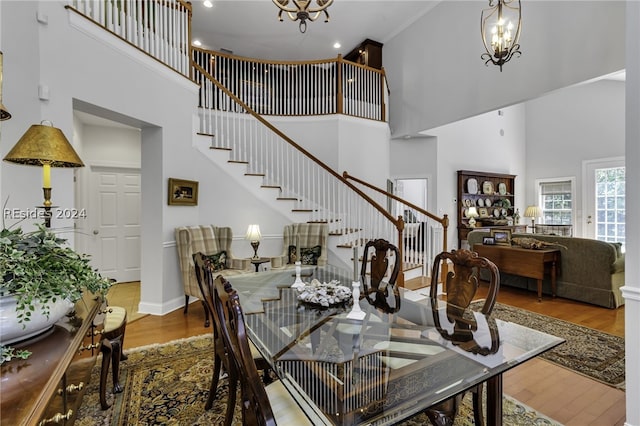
124;280;626;426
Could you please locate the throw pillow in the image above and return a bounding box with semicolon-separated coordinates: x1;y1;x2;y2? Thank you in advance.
205;250;228;272
288;245;297;264
300;245;322;265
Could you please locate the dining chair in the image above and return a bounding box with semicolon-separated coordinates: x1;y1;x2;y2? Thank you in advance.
425;248;500;426
360;238;401;313
193;253;271;424
216;275;313;426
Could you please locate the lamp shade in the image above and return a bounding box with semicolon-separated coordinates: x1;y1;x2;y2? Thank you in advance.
246;224;261;241
3;123;84;168
467;207;479;218
523;205;542;219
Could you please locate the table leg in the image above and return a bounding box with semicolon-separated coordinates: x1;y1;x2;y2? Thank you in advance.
253;263;260;272
537;279;543;302
551;259;557;298
486;374;503;426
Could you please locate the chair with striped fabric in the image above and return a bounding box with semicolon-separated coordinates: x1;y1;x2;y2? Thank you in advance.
175;225;251;327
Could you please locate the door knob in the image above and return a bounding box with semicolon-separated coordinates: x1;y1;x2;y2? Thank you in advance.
93;230;99;235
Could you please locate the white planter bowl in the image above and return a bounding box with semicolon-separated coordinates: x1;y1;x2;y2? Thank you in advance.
0;295;74;345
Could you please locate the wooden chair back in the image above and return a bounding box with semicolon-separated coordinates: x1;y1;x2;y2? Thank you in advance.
360;239;401;313
429;248;500;314
215;276;277;426
193;252;238;421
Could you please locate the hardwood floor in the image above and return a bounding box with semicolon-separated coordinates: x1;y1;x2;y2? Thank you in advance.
123;281;626;425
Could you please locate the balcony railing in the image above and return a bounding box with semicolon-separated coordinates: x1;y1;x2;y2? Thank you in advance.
66;0;192;78
193;48;388;122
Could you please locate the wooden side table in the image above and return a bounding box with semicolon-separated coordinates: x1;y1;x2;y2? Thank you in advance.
473;244;560;301
250;257;270;272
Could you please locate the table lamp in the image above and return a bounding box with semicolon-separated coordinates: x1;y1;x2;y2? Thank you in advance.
524;205;542;229
467;207;479;227
246;224;262;259
3;121;85;227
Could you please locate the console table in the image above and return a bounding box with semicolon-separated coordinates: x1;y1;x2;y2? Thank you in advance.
473;244;560;301
1;295;103;425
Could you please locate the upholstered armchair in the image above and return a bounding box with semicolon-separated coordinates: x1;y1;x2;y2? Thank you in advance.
175;225;251;326
270;223;329;268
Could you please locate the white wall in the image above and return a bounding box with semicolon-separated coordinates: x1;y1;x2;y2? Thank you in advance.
269;114;390;189
384;1;626;137
421;104;527;250
524;80;625;236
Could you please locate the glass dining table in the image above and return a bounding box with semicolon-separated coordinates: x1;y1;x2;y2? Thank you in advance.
227;265;564;426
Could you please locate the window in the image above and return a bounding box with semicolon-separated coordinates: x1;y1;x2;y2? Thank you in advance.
538;180;573;225
595;166;625;247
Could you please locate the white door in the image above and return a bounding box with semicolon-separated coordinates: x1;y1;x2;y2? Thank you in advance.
87;167;141;282
583;157;625;247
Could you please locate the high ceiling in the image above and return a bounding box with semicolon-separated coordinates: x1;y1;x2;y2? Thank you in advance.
190;1;440;61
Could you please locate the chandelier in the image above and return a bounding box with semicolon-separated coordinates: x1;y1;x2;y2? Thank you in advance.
273;0;333;33
480;0;522;71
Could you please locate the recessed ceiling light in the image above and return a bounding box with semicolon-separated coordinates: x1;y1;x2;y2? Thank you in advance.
333;42;341;49
193;40;202;47
203;0;213;8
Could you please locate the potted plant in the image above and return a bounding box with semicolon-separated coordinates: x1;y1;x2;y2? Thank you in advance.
0;224;112;362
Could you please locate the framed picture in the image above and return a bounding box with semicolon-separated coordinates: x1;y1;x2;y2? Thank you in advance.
478;207;489;217
168;178;199;206
482;236;496;245
490;229;512;246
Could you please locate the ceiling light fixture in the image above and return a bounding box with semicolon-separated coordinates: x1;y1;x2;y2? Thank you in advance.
273;0;333;34
480;0;522;71
203;0;213;8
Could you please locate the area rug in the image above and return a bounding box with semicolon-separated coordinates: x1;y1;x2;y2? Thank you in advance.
474;302;625;388
75;335;562;426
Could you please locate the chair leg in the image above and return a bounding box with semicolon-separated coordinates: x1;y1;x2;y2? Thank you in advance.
201;300;210;328
110;337;124;394
99;339;113;410
183;294;190;314
205;355;223;410
225;369;238;426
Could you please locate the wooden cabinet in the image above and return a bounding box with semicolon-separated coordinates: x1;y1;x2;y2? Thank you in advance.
344;39;383;69
1;295;102;426
457;170;525;248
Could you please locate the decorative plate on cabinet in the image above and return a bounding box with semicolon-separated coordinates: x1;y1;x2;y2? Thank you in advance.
482;181;494;195
477;198;484;207
498;182;507;195
485;198;492;207
467;178;478;194
502;199;511;208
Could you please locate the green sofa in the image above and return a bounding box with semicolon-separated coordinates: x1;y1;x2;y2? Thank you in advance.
467;230;625;308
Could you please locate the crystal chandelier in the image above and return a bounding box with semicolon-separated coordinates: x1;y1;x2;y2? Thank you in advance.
272;0;334;33
480;0;522;71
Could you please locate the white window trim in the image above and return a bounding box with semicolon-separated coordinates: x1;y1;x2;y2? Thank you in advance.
534;176;576;228
582;156;625;239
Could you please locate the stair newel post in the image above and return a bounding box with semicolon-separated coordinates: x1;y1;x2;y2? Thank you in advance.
397;216;405;287
337;55;343;115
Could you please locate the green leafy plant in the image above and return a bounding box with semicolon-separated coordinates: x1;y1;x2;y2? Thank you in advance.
1;224;112;362
1;224;112;321
0;345;31;364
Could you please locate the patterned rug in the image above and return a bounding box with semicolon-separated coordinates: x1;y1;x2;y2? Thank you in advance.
76;335;562;426
474;302;625;388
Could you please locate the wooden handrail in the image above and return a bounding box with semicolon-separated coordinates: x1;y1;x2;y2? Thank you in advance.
192;61;400;229
343;171;449;253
